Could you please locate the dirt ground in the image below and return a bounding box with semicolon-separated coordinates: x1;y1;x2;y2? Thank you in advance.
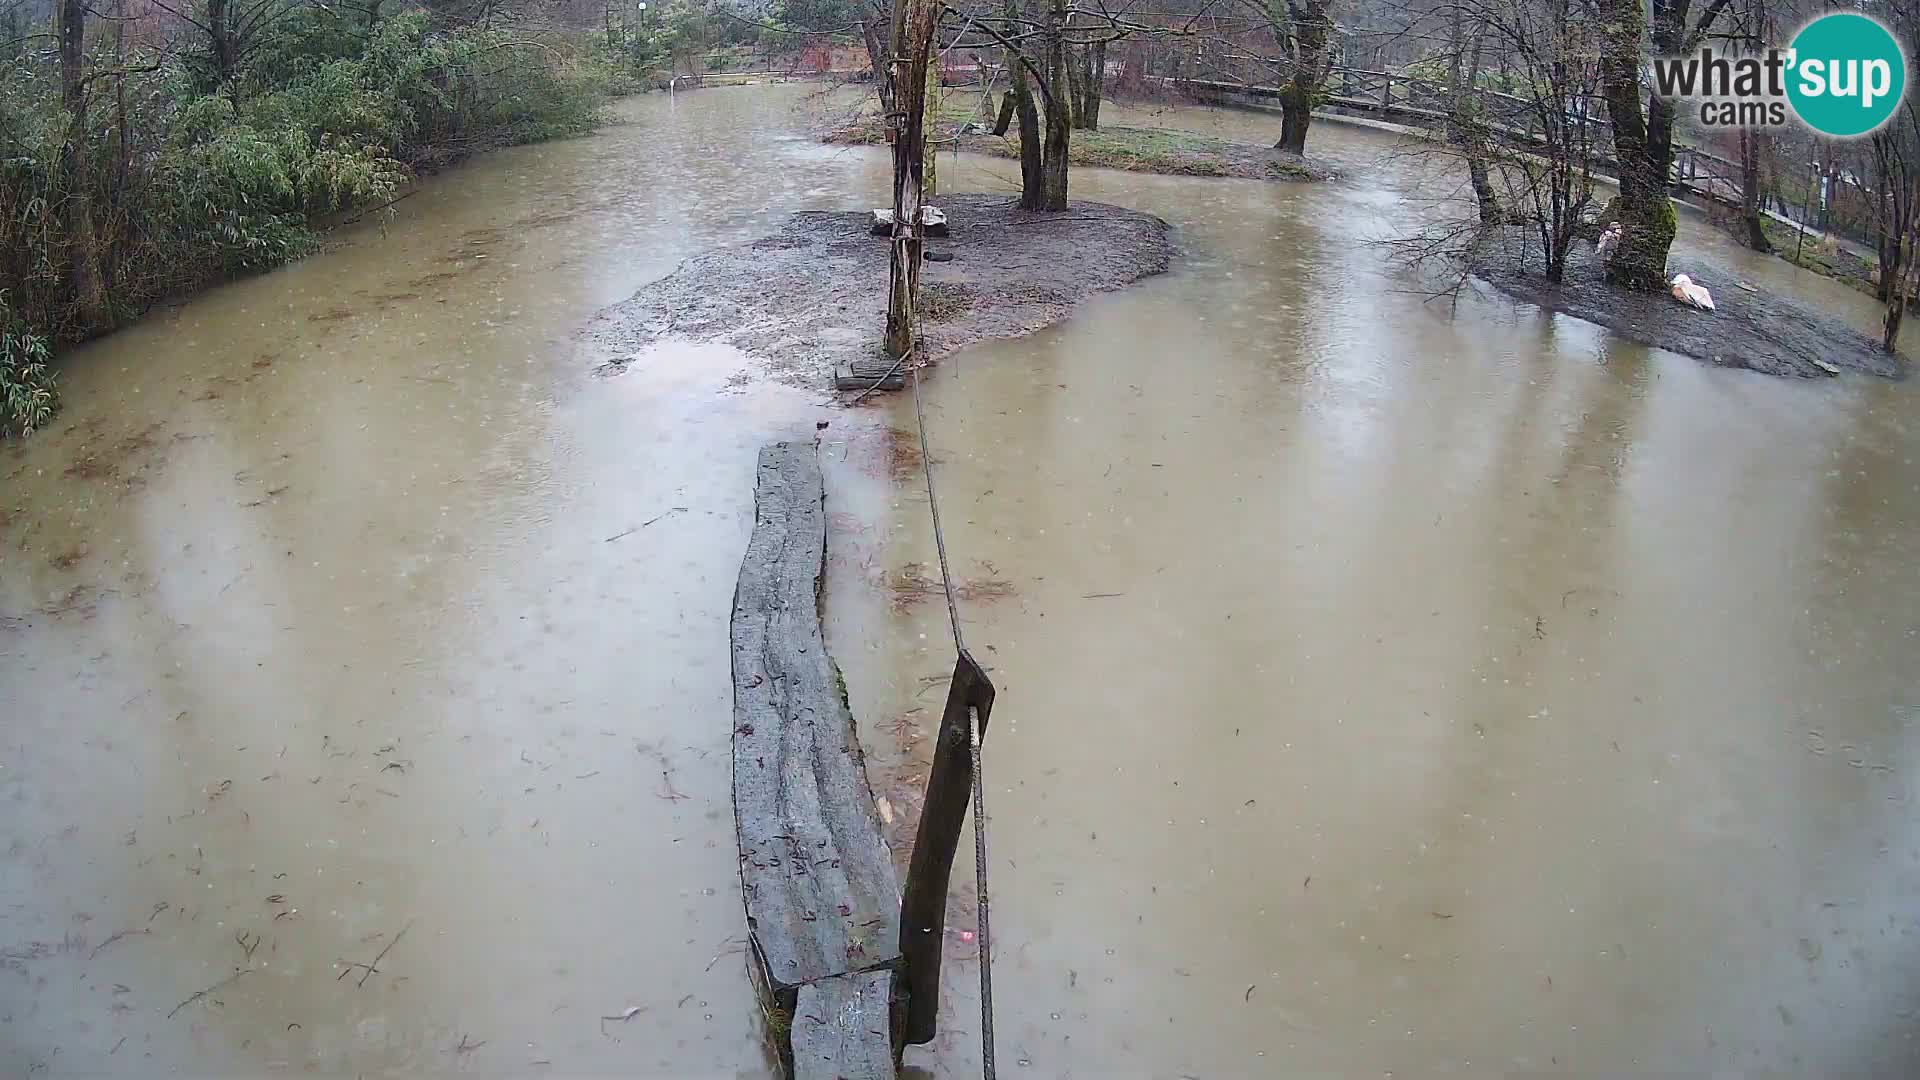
1477;233;1906;379
583;194;1174;386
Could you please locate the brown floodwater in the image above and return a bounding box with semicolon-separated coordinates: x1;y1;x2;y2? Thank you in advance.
4;84;1918;1077
830;105;1920;1075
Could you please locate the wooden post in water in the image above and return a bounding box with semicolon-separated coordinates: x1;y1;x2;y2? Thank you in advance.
898;651;996;1045
885;0;940;361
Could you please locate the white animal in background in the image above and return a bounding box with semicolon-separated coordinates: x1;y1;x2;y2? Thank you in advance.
1596;222;1624;259
1669;273;1715;311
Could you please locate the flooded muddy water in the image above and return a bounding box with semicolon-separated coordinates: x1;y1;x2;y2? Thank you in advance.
828;109;1920;1075
1;86;895;1075
4;82;1918;1076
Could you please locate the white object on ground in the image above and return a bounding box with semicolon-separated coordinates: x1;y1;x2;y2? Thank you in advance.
1670;273;1715;311
1596;222;1623;259
870;206;948;229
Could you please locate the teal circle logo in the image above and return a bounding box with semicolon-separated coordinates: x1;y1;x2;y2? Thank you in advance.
1787;13;1907;137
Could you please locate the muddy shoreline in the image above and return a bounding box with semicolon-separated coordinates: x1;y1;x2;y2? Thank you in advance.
1476;233;1906;379
583;194;1175;386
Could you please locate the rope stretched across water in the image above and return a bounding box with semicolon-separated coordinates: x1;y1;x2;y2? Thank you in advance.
910;363;995;1079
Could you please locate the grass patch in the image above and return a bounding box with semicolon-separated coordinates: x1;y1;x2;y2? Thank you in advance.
916;282;974;322
1760;218;1879;297
823;96;1324;182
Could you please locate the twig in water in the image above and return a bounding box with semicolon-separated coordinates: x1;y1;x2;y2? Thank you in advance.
354;919;414;988
657;767;689;801
234;930;260;962
454;1033;486;1054
339;189;418;225
599;1005;643;1035
90;927;147;958
705;946;744;972
1083;592;1124;599
168;969;249;1019
605;507;688;542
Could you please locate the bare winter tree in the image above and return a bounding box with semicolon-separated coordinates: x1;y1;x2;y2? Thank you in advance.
947;0;1184;209
1387;0;1603;287
58;0;104;326
1868;3;1920;350
147;0;297;86
1443;0;1499;223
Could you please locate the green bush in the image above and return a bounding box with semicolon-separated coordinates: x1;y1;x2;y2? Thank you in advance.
0;5;611;403
1;292;54;438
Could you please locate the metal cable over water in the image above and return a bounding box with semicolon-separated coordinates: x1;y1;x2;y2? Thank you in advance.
910;363;995;1079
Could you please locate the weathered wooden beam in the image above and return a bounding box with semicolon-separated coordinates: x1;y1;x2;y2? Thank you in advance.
732;442;902;995
791;969;896;1080
835;357;907;392
897;650;996;1045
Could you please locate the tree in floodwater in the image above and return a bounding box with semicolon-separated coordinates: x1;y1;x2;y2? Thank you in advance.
1444;0;1500;225
1386;0;1604;287
949;0;1186;208
1735;128;1773;253
1867;0;1920;351
1064;0;1126;130
1593;0;1740;291
1246;0;1337;155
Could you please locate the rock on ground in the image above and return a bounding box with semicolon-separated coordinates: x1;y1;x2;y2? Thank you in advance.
1477;237;1905;379
583;194;1174;387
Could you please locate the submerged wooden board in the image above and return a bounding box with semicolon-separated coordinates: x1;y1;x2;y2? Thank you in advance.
791;970;895;1080
732;442;903;994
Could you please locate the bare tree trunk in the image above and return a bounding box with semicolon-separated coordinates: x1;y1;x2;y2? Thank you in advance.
1275;0;1332;155
924;56;939;198
1064;39;1084;127
58;0;105;331
1739;128;1772;252
1448;10;1500;224
1079;41;1104;130
1040;0;1071;209
885;0;938;359
208;0;235;84
862;12;894;117
1597;0;1673;291
1004;0;1045;210
1873;133;1905;305
109;0;127;290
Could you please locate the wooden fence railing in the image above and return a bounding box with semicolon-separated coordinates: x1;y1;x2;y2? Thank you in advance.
1176;70;1748;207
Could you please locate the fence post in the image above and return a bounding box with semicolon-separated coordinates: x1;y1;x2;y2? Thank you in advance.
897;651;996;1045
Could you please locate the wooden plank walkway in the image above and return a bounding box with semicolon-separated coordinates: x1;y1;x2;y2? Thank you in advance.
791;970;896;1080
731;441;901;1075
